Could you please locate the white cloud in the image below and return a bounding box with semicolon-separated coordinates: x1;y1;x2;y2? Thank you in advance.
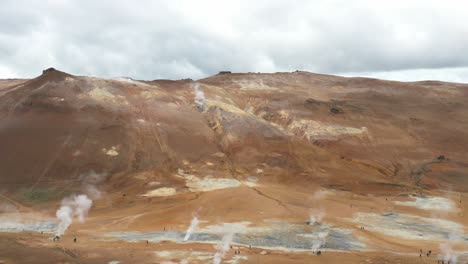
340;67;468;83
1;0;468;82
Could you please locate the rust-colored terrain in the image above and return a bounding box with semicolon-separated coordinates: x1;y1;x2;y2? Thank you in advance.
0;68;467;263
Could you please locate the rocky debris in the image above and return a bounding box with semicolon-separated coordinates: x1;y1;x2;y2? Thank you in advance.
330;107;344;114
305;98;327;106
42;67;57;74
37;67;73;82
218;71;232;74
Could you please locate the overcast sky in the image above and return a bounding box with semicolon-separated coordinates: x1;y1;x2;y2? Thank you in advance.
1;0;468;82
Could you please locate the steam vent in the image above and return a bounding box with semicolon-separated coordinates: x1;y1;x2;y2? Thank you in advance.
2;2;468;263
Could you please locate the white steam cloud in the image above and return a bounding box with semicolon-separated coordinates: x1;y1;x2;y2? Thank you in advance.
308;190;328;225
193;83;206;111
439;233;461;263
308;209;325;225
213;231;234;264
55;194;93;236
184;215;200;241
80;170;107;200
56;205;73;236
55;171;105;237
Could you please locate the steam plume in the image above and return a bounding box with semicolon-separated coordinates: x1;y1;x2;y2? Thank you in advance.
56;205;73;236
80;170;107;200
308;190;328;225
439;233;460;263
308;209;325;225
213;231;234;264
55;194;93;236
184;216;199;241
193;83;206;111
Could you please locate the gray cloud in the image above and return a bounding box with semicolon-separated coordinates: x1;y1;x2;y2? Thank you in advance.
1;0;468;82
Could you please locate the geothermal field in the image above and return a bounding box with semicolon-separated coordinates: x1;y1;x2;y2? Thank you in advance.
0;68;468;263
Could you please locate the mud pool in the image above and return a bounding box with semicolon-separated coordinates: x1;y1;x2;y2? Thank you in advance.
0;220;57;233
105;221;365;251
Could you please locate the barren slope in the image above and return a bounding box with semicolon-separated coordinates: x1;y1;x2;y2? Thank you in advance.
0;69;467;264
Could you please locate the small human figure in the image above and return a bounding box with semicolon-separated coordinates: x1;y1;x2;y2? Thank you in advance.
317;251;321;256
146;240;149;245
73;237;77;243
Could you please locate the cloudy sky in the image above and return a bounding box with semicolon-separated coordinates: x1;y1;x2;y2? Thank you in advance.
1;0;468;82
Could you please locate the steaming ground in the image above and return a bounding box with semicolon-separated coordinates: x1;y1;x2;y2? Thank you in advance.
1;69;468;263
1;185;467;263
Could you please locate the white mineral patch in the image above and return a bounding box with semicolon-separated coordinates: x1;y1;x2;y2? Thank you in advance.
88;87;129;105
50;97;65;102
137;119;146;123
395;196;456;211
89;88;115;101
140;90;160;99
205;100;247;115
146;181;161;187
288;119;367;140
108;261;120;264
103;146;119;156
243;181;257;187
237;79;277;90
106;149;119;156
242;176;258;187
225;255;248;264
188;177;241;192
143;187;177;197
350;212;465;241
201;222;268;234
176;169;242;192
154;250;214;262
